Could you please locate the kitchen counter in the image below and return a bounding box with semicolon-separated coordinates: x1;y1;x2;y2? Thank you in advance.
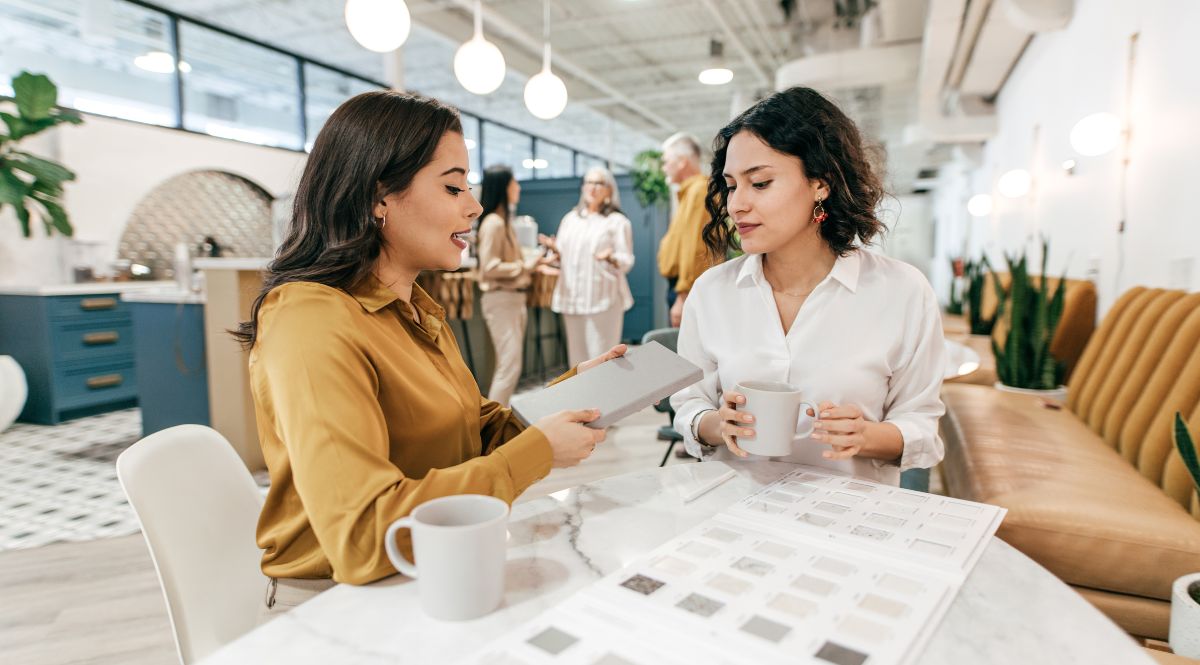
0;280;175;297
121;289;206;305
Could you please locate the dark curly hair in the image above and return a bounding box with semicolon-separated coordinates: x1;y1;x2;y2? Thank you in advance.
702;86;886;259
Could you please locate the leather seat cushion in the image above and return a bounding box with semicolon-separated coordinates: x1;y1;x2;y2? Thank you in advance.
941;384;1200;601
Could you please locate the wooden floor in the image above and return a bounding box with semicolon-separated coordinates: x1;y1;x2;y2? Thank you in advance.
0;535;177;665
0;405;689;665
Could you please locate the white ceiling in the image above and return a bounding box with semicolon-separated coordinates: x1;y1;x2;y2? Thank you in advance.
6;0;1041;190
140;0;838;165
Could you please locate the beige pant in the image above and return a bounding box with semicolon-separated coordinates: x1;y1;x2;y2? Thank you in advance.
256;577;336;625
481;290;528;406
562;305;624;368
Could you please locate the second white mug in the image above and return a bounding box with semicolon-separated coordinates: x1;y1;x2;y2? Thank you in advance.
734;380;817;457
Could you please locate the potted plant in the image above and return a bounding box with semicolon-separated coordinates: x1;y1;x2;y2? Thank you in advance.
992;239;1067;400
1171;412;1200;657
631;149;670;209
946;257;964;316
964;256;1003;336
0;70;82;237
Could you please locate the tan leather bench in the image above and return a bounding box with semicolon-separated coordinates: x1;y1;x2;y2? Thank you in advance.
941;287;1200;640
945;276;1098;386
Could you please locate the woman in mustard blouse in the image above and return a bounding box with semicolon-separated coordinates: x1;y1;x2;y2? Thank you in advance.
233;91;623;613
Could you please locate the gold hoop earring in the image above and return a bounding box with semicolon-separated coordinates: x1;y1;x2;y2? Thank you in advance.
812;199;827;224
375;217;387;229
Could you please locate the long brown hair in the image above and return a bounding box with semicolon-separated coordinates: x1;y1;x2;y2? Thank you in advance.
232;91;462;348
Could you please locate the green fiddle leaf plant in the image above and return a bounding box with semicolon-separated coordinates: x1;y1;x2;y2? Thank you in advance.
0;71;83;237
992;238;1066;390
631;149;670;209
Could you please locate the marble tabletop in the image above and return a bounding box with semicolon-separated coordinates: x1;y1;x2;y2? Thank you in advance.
200;462;1152;664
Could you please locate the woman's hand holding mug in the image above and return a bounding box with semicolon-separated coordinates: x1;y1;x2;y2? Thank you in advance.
697;390;755;458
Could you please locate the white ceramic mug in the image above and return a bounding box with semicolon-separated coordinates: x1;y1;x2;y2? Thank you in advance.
384;494;509;621
734;380;818;457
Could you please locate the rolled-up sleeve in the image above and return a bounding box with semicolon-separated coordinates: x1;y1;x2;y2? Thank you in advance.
671;294;721;458
882;283;947;471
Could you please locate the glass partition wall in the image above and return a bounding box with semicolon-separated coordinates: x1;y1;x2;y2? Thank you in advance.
0;0;615;177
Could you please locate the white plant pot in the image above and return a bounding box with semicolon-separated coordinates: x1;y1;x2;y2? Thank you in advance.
1171;572;1200;657
993;382;1067;403
0;355;28;433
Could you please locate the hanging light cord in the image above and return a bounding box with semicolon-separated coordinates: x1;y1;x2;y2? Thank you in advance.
1114;31;1138;295
542;0;551;69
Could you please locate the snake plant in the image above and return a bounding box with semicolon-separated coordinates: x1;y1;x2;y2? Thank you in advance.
992;239;1066;390
1177;412;1200;500
965;256;1002;336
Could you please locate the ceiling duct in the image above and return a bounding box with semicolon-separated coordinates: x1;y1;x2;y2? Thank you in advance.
908;0;1073;144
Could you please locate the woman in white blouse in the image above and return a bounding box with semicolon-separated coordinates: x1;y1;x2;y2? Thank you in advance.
671;87;946;485
544;167;635;367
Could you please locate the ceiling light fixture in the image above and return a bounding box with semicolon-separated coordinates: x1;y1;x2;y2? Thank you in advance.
523;0;567;120
698;38;733;86
454;0;506;95
134;51;189;74
344;0;411;53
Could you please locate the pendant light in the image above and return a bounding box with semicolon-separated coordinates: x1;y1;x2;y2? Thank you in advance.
698;38;733;85
523;0;567;120
454;0;506;95
344;0;411;53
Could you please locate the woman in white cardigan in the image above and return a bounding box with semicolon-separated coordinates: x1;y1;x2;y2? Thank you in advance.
544;168;635;368
671;87;946;485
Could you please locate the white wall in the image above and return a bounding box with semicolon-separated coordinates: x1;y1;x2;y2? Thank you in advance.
0;114;306;286
879;193;934;277
931;0;1200;314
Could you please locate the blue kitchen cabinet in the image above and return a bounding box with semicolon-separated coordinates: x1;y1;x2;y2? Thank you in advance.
0;292;139;424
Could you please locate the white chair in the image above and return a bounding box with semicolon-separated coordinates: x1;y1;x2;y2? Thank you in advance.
116;425;267;664
0;355;28;433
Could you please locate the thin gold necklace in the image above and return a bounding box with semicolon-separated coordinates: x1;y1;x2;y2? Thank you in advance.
772;286;814;298
764;265;816;298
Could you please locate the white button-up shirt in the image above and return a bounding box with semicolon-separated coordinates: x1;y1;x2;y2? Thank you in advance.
550;209;635;315
670;249;946;485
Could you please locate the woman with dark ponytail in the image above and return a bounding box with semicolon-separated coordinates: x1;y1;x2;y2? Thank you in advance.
476;165;543;406
671;86;946;485
236;91;623;614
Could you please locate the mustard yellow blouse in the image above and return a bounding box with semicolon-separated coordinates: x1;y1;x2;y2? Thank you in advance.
249;276;563;584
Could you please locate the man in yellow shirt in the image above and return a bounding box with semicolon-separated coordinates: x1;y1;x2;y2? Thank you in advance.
656;132;718;327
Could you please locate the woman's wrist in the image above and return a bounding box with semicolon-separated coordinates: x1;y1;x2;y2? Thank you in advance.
694;409;720;447
858;421;903;462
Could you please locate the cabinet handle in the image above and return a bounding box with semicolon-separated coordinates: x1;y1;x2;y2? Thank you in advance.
83;331;119;345
86;374;123;389
80;297;117;311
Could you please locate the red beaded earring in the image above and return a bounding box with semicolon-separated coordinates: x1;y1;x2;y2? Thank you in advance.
812;198;827;224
